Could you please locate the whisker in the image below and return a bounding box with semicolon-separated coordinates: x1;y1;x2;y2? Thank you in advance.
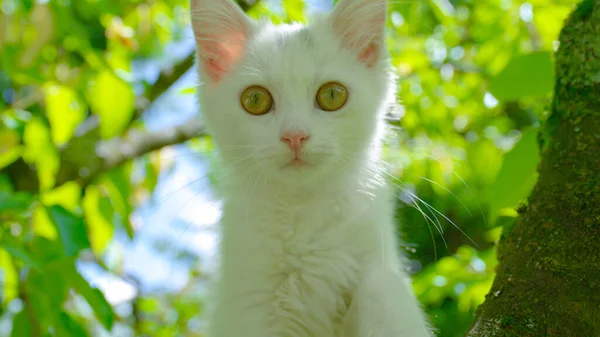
401;193;446;256
168;188;204;229
154;175;209;206
173;198;221;245
398;187;447;242
404;189;477;247
424;154;488;228
418;176;473;217
408;193;447;247
244;165;262;228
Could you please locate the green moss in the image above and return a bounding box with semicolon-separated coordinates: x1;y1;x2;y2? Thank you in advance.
572;0;596;20
499;216;516;242
500;315;515;328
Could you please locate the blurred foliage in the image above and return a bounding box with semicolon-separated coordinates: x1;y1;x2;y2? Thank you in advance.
0;0;579;336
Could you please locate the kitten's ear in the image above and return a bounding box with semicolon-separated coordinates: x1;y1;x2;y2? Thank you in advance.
190;0;252;83
330;0;387;67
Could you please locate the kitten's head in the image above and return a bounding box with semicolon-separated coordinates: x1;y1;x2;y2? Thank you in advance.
191;0;394;187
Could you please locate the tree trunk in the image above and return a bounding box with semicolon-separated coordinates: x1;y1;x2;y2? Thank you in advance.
465;1;600;336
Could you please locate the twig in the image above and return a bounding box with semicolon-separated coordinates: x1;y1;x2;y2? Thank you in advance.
146;52;196;106
78;119;206;187
20;274;41;337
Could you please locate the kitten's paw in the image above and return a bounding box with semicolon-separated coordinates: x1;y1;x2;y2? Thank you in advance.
341;269;432;337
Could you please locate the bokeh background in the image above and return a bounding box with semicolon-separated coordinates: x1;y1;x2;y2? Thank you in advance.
0;0;579;336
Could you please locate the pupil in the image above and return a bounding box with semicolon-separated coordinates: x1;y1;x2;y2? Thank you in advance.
330;89;335;100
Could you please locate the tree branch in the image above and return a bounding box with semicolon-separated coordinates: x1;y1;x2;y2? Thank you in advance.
74;118;206;187
138;51;196;112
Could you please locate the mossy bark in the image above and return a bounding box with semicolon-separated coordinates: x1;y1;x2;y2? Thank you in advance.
465;1;600;336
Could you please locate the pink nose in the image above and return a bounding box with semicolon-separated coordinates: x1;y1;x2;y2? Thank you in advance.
280;131;310;152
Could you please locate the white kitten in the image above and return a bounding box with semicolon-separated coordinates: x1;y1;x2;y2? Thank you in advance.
190;0;432;336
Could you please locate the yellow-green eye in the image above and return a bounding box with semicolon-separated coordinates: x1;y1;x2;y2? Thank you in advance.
316;82;348;111
241;86;273;115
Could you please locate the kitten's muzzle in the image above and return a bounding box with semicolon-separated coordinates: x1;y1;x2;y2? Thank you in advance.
280;131;311;159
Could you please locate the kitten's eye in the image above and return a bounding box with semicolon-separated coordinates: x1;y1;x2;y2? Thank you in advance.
241;86;273;115
316;82;348;111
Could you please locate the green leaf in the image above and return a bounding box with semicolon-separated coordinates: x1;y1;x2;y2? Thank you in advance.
489;52;555;101
25;264;70;330
0;128;21;170
105;166;135;239
44;84;86;146
46;205;91;257
138;297;160;313
22;117;59;191
0;190;32;213
29;236;64;266
0;146;20;170
68;268;115;331
82;186;115;254
10;311;33;337
55;312;90;337
88;70;135;139
489;128;540;221
21;0;33;11
143;155;160;193
2;239;42;270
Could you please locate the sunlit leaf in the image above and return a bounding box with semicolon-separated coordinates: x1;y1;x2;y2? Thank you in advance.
33;204;58;240
104;166;135;239
179;86;196;95
0;249;18;305
150;2;174;45
47;205;91;257
88;70;135;139
283;0;305;22
44;83;86;146
82;185;115;254
41;181;82;213
0;146;21;170
489;52;555;101
22;117;60;190
0;128;21;169
138;297;160;313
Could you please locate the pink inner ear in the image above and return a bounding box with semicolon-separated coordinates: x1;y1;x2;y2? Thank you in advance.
358;42;379;68
331;0;386;67
204;56;226;83
191;0;249;84
198;29;247;83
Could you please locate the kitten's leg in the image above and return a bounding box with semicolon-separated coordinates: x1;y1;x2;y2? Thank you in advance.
342;269;432;337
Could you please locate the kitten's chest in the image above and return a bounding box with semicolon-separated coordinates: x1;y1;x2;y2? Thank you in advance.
218;201;373;336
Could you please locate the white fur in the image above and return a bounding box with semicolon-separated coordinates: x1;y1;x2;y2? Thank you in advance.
191;0;432;336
